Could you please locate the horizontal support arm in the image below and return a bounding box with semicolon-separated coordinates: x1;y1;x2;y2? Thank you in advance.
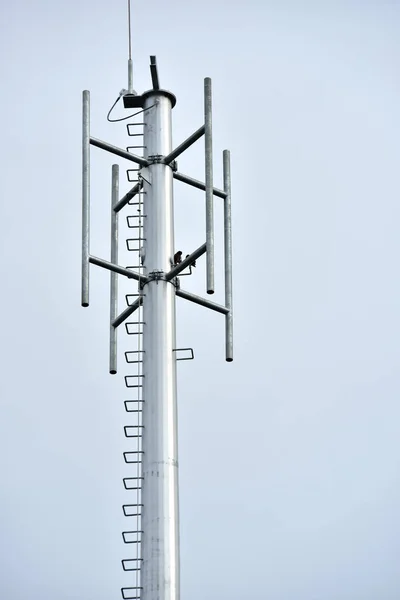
164;125;205;164
90;137;149;168
165;243;207;280
112;296;143;329
173;171;226;199
176;288;229;315
89;255;147;283
114;181;142;213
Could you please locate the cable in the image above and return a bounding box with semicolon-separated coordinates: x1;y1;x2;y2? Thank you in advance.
107;97;155;123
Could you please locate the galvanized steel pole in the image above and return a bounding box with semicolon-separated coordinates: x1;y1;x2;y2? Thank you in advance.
223;150;233;362
110;164;119;374
204;77;214;294
81;90;90;307
140;90;180;600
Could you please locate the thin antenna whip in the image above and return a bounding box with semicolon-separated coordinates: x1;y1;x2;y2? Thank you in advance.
128;0;134;93
128;0;132;60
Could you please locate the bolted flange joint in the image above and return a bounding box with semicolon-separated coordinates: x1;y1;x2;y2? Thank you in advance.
147;154;164;164
147;155;178;171
140;270;180;290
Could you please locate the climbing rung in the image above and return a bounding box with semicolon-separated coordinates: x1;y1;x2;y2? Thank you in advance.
123;477;144;490
127;123;145;135
126;239;145;252
124;400;143;412
125;322;144;335
125;294;141;306
125;375;144;388
127;219;143;228
121;587;142;599
124;425;144;438
123;504;143;517
124;425;144;437
173;347;195;361
122;530;143;544
122;559;142;572
125;350;144;363
127;169;140;182
127;146;146;150
123;451;144;464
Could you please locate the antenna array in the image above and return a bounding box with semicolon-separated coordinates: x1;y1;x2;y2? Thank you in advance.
81;54;233;600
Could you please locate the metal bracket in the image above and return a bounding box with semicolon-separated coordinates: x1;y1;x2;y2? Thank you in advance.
139;166;152;184
147;154;164;164
147;270;164;284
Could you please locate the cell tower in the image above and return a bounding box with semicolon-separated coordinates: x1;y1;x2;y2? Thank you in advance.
80;10;233;599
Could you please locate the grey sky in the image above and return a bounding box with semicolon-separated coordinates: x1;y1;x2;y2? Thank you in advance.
1;1;399;598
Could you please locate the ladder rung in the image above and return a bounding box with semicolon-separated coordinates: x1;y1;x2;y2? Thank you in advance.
122;531;143;544
127;170;140;182
122;559;142;572
127;123;145;135
125;322;144;335
125;350;144;363
126;239;146;251
123;477;144;490
173;347;195;361
123;504;143;517
127;146;146;150
127;223;143;229
125;376;144;388
125;293;141;305
126;236;145;242
123;451;144;464
127;212;146;221
121;587;143;600
124;425;144;438
124;400;143;412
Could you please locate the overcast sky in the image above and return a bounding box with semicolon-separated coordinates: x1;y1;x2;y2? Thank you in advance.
1;1;400;599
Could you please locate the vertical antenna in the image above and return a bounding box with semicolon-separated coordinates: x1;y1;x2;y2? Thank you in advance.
204;77;214;294
110;164;119;374
223;150;233;362
81;90;90;307
128;0;134;94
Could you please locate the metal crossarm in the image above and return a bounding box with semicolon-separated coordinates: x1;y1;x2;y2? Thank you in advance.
90;136;149;167
89;255;144;282
176;288;229;315
114;181;143;213
164;125;205;164
173;170;227;198
165;243;207;280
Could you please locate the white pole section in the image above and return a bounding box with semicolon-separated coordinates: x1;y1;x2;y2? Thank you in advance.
140;90;180;600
